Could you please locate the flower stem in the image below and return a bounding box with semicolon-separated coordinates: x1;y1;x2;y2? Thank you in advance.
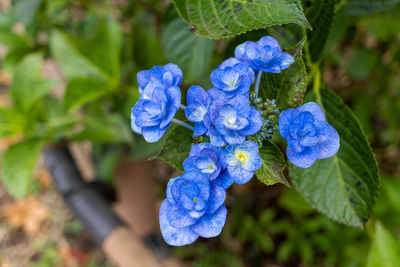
172;119;194;131
180;104;187;110
255;71;263;99
313;68;322;106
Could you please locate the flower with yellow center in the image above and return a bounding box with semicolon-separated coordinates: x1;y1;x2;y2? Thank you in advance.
224;141;262;185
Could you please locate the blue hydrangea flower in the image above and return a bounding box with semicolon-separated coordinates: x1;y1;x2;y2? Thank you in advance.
235;36;294;73
212;170;234;190
159;171;227;246
184;143;225;181
204;95;262;147
185;85;211;136
224;141;262;184
137;63;183;94
210;58;255;98
131;85;181;143
279;102;340;168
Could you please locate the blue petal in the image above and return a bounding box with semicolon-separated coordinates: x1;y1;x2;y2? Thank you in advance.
279;108;296;139
227;165;254;184
206;185;226;214
130;111;142;134
167;201;198;228
186;103;207;122
296;102;325;122
227;96;250;117
166;177;178;204
212;170;234;189
159;200;198;246
210;68;230;89
238;107;262;136
234;42;248;62
300;135;319;147
181;171;211;201
163;63;183;86
224;132;246;145
190;205;227;238
187;85;210;106
162;72;173;86
207;87;225;100
269;51;294;72
135;112;160;127
142;80;165;100
287;145;319;168
224;144;239;166
219;57;241;69
137;70;151;91
142;126;164;143
242;154;262;172
287;137;305;153
317;124;340;159
194;122;208;136
209;131;227;147
257;36;280;50
160;106;177;129
166;86;181;110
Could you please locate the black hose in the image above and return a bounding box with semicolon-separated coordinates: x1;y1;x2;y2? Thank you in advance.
43;146;124;245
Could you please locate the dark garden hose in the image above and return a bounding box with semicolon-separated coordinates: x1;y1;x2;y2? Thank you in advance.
43;145;170;258
43;145;124;244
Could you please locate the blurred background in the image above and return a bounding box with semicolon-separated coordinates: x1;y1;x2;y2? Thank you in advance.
0;0;399;266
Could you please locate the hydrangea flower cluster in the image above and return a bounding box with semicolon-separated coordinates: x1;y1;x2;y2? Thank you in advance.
130;35;339;246
279;102;340;168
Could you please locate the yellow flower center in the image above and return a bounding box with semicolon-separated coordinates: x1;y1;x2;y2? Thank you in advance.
230;81;235;85
193;197;198;203
237;152;247;163
208;164;214;170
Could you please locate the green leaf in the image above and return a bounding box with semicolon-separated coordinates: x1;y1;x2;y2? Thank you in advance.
63;78;110;110
77;17;122;82
290;89;380;227
1;139;44;197
162;18;215;83
172;0;311;39
0;107;26;137
342;0;400;16
13;0;43;26
72;105;132;143
260;39;306;109
50;31;107;81
367;222;400;267
158;126;194;171
304;0;336;62
9;53;57;111
255;140;290;187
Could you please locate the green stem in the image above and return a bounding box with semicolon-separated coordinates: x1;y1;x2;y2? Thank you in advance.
313;68;323;106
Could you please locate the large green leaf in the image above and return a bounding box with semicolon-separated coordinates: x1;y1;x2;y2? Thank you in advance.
260;39;306;109
342;0;400;16
172;0;311;39
72;105;132;144
162;18;215;83
9;53;57;111
63;78;110;110
304;0;336;62
13;0;43;26
290;89;380;227
50;31;108;81
77;17;122;82
255;140;290;187
158;126;194;171
1;139;44;197
0;108;26;138
367;222;400;267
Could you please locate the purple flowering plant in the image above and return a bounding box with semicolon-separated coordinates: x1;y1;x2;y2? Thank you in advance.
130;36;341;246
